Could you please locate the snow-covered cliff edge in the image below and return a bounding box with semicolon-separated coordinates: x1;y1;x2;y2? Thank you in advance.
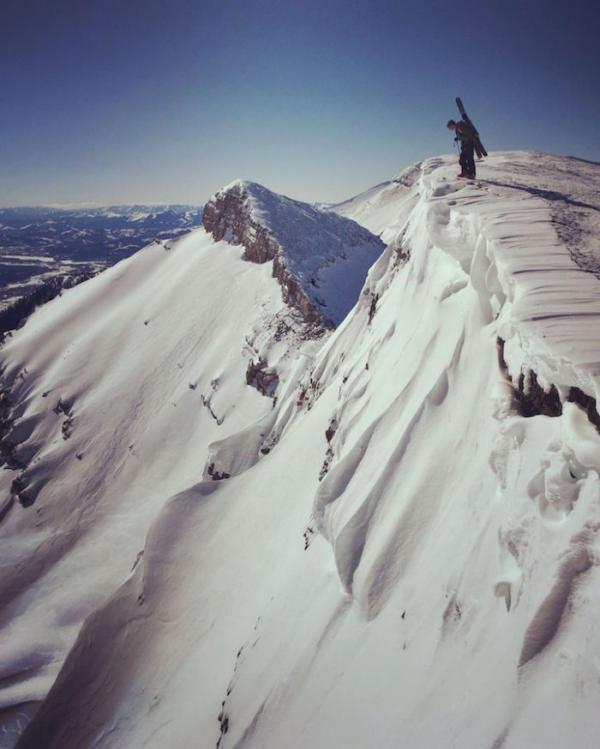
4;151;600;748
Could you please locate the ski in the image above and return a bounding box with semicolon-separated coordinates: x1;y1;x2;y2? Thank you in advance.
456;96;488;158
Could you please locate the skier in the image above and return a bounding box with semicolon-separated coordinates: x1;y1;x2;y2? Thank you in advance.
447;119;477;179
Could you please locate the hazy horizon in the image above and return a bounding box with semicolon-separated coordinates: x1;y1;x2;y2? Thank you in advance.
3;0;599;207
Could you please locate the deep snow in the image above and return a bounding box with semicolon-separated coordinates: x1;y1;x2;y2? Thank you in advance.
1;151;600;749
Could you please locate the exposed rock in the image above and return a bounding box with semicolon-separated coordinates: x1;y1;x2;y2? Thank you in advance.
203;180;385;328
513;370;562;419
325;417;338;443
207;463;230;481
497;337;562;418
203;184;278;264
303;525;315;550
319;416;338;480
246;359;279;398
567;387;600;433
201;394;224;425
204;183;322;326
53;398;74;418
392;230;411;268
496;337;600;432
296;376;321;411
368;293;379;324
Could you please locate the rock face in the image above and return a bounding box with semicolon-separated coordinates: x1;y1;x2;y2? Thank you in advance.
203;183;278;264
245;358;279;398
203;180;385;327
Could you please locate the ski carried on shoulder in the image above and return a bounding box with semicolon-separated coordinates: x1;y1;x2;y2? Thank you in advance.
456;96;488;158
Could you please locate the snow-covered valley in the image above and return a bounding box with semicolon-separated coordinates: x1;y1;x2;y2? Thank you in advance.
1;151;600;748
0;205;203;312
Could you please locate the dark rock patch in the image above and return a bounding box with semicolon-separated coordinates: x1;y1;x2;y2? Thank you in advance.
368;293;379;324
246;359;279;399
496;337;600;433
207;463;230;481
319;416;339;480
513;370;562;419
567;387;600;433
497;337;561;418
303;525;315;550
203;183;324;327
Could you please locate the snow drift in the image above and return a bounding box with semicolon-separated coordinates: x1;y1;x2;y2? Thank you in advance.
3;151;600;749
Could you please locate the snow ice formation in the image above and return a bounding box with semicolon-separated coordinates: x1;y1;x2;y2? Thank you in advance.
1;151;600;748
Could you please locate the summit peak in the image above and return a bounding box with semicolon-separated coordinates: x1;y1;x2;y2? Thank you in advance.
203;179;385;327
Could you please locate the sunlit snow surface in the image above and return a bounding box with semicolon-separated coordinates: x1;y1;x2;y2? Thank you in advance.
2;151;600;748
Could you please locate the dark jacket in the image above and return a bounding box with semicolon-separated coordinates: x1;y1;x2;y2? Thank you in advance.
454;120;477;144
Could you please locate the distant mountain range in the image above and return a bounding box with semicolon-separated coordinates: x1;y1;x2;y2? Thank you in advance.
0;204;203;308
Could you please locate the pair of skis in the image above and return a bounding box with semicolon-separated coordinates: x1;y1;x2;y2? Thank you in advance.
456;96;487;159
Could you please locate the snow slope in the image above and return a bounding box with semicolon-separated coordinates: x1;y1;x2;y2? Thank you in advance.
0;227;321;747
4;151;600;748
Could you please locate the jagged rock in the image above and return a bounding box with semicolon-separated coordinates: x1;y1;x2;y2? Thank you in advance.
567;387;600;433
514;370;562;419
498;338;600;433
207;463;230;481
203;180;385;328
325;417;338;443
303;526;315;550
203;182;321;325
368;293;379;324
497;338;564;421
246;359;279;398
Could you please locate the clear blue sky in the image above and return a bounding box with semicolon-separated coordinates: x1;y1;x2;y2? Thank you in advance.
2;0;599;206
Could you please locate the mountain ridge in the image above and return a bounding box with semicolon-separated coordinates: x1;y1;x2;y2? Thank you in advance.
2;151;600;748
203;179;385;327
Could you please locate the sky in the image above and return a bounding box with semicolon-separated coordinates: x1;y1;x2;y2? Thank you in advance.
2;0;599;206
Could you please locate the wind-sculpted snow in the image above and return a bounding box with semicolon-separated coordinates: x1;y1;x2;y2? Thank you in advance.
203;180;385;327
5;152;600;748
0;227;319;746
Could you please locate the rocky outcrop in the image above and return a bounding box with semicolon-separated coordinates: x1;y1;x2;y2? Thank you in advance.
203;182;323;326
497;337;600;432
246;359;279;398
203;180;385;328
567;387;600;432
203;183;279;264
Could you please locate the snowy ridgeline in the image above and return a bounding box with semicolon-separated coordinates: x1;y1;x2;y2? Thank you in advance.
202;179;385;327
1;151;600;748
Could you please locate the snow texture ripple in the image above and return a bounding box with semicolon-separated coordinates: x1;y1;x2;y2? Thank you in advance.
1;151;600;749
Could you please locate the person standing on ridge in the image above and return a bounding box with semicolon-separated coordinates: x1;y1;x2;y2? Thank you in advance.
447;119;477;179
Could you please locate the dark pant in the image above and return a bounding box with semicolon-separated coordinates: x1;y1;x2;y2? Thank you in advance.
459;142;476;177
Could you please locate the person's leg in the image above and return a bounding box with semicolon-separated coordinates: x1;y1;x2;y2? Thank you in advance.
465;143;476;177
459;147;467;176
